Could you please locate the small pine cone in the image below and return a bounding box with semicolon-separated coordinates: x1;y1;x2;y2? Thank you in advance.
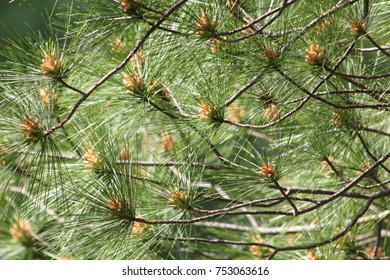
263;104;279;120
305;44;325;65
119;149;131;160
227;104;244;123
121;0;139;13
351;20;366;35
84;149;101;170
168;189;189;209
19;117;44;139
112;38;126;55
131;222;148;235
306;251;318;260
40;49;62;75
108;198;124;216
259;163;276;178
263;48;278;61
199;102;216;120
249;235;266;259
195;13;217;36
10;220;33;245
123;72;145;94
332;112;345;126
210;38;226;54
131;50;146;67
316;18;333;35
161;133;177;151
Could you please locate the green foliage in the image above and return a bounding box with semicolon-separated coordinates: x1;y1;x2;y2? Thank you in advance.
0;0;389;260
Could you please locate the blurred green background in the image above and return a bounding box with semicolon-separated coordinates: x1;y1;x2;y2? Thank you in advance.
0;0;66;60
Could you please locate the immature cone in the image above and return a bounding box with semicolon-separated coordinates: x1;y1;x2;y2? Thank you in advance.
263;104;279;120
19;117;44;139
316;18;333;35
195;13;217;36
227;104;244;123
305;44;325;65
131;222;147;235
130;50;146;68
263;48;278;61
161;133;177;151
112;38;126;55
320;156;338;176
108;199;124;216
40;49;62;75
168;189;189;209
84;149;101;170
249;235;266;259
351;20;366;35
119;149;131;161
10;220;33;245
259;163;275;178
121;0;139;13
123;72;144;94
306;251;318;260
199;102;216;120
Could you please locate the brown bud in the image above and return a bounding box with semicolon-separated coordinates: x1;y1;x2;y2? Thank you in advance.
263;48;278;61
351;20;366;35
259;163;276;178
10;220;33;245
263;104;279;120
41;49;62;75
195;13;217;36
305;44;325;65
168;189;189;209
19;117;44;139
84;149;101;170
123;72;144;94
161;133;177;151
199;102;216;120
227;104;244;123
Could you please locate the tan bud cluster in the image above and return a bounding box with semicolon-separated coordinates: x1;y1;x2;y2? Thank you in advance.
249;235;266;259
305;44;325;65
210;38;225;54
332;112;344;126
123;72;144;94
227;104;244;123
365;246;383;258
131;221;148;235
259;163;275;178
199;103;216;120
10;220;33;245
351;20;366;35
119;149;131;161
320;156;338;176
316;18;333;35
131;50;146;68
168;189;189;209
40;88;57;106
112;38;126;54
263;48;278;61
41;49;62;75
84;149;101;170
195;13;216;36
108;198;124;215
121;0;139;13
19;117;44;139
161;133;177;151
306;251;318;260
263;104;279;121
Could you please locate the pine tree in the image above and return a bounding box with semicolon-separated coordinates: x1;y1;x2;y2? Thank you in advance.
0;0;389;260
